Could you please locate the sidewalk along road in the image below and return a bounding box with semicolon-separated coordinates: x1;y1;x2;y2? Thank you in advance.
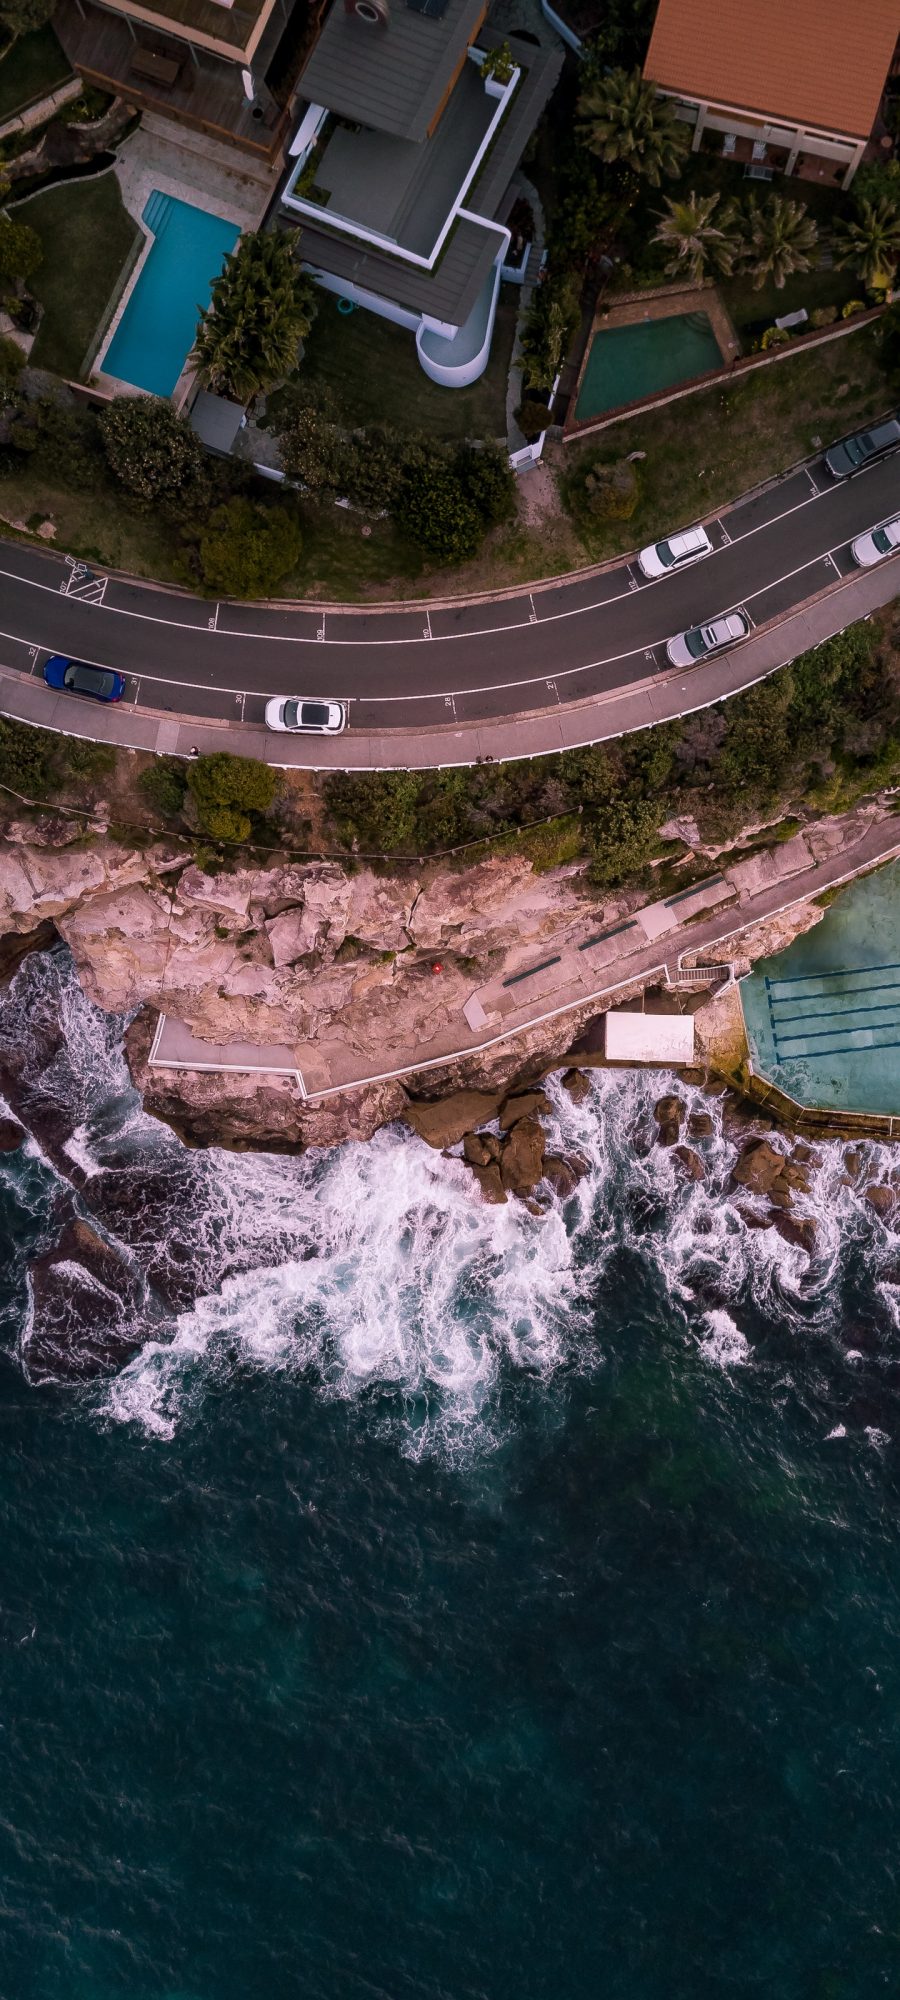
0;443;897;766
149;808;900;1101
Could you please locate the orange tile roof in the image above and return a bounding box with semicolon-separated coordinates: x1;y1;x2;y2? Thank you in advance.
644;0;900;141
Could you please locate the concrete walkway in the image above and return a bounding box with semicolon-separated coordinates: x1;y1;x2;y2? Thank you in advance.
149;804;900;1101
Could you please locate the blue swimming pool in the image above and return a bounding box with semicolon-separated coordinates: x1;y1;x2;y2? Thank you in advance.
103;191;240;398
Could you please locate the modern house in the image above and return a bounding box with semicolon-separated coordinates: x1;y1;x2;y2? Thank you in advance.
53;0;307;162
643;0;900;190
279;0;562;386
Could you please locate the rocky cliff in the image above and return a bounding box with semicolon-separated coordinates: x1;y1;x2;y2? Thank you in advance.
0;819;616;1149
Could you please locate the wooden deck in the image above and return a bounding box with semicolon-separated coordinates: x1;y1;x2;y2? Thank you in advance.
55;1;291;161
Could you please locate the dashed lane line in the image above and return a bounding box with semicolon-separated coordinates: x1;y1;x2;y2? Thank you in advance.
0;460;887;654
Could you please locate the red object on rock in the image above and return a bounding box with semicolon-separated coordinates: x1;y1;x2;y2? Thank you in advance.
431;962;443;974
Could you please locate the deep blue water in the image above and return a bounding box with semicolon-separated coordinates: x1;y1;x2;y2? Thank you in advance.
3;952;900;1999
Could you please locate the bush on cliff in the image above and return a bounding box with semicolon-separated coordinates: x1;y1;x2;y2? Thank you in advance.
186;752;277;839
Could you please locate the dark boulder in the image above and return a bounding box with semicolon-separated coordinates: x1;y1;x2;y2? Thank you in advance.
500;1117;546;1196
26;1219;149;1383
542;1154;584;1200
499;1090;552;1131
470;1161;507;1205
731;1137;788;1194
560;1068;591;1105
771;1212;817;1255
865;1184;895;1219
673;1144;705;1182
0;1116;25;1152
687;1112;714;1138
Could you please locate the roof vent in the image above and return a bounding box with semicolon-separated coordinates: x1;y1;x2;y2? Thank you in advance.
344;0;390;24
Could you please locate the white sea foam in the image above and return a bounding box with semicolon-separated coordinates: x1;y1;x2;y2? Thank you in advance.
699;1309;750;1369
7;949;900;1454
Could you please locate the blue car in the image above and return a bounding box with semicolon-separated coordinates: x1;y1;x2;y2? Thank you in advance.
43;654;126;703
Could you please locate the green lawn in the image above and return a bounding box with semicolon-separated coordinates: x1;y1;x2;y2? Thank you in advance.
0;25;72;121
294;288;518;440
563;320;892;559
720;266;861;334
22;174;141;378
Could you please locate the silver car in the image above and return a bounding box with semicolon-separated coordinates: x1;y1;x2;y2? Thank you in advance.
666;610;750;669
850;516;900;568
637;524;712;580
265;697;347;733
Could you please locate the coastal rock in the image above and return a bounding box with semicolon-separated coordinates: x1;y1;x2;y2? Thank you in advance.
687;1112;714;1138
462;1131;494;1167
673;1144;705;1182
542;1153;584;1200
0;1115;25;1151
735;1204;775;1229
731;1138;788;1195
865;1184;896;1219
560;1068;591;1104
26;1219;147;1382
771;1212;818;1255
499;1090;552;1130
654;1095;684;1127
404;1089;502;1149
844;1148;863;1177
469;1161;507;1205
500;1117;545;1195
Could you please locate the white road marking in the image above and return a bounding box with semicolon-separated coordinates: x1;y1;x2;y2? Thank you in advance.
208;603;219;631
715;519;732;545
424;610;432;638
0;539;887;709
0;456;884;653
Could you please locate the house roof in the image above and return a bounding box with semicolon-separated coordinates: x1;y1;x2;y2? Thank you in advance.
299;0;487;144
644;0;900;142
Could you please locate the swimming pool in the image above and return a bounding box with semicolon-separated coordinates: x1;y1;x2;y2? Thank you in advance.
103;191;240;399
740;861;900;1115
574;311;724;422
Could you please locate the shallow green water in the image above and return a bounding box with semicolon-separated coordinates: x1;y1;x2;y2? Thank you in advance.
574;311;723;420
741;859;900;1113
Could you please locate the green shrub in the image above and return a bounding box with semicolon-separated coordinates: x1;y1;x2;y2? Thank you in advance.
395;460;484;566
100;397;205;505
579;458;640;520
809;305;838;328
0;332;24;400
196;496;303;598
455;440;515;527
0;714;56;796
186;751;277;838
0;213;42;286
60;739;116;778
517;398;552;440
139;757;187;818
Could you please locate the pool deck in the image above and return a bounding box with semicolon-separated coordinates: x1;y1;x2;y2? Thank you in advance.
569;280;740;431
93;120;270;403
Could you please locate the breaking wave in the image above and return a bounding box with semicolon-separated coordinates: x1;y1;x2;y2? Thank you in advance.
3;947;900;1456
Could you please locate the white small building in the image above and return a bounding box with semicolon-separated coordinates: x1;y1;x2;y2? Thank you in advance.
604;1011;695;1066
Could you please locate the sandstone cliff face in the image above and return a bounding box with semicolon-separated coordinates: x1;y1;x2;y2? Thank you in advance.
0;825;606;1149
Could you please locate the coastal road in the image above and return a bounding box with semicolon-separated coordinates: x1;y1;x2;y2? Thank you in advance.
0;444;899;765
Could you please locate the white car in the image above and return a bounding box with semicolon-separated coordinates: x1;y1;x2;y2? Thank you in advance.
850;516;900;568
637;524;712;580
666;610;750;669
265;697;347;734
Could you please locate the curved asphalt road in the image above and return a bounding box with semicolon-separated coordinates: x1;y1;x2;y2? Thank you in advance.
0;447;899;745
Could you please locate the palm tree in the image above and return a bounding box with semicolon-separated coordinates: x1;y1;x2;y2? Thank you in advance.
577;66;689;186
833;192;900;291
738;193;818;290
652;191;741;282
193;229;317;405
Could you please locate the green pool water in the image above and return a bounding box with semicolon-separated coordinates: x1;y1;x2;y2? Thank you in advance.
740;860;900;1114
574;311;724;421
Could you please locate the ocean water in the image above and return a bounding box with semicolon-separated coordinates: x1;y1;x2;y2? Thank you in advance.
3;951;900;1997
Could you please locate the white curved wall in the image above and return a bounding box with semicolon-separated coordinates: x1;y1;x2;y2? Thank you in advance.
416;261;502;389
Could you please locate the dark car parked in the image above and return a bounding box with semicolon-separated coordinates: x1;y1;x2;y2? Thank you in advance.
824;417;900;478
43;655;126;702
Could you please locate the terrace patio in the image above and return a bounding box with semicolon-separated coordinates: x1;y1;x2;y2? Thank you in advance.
54;0;291;159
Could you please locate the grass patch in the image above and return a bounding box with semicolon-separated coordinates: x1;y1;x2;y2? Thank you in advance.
563;320;890;559
0;25;71;121
296;289;518;440
281;503;423;599
24;174;141;378
721;266;860;336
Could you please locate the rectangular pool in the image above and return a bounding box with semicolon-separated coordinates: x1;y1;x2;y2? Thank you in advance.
574;311;724;422
103;191;240;399
740;861;900;1115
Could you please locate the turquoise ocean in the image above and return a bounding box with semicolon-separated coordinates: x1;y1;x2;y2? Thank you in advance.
2;948;900;1998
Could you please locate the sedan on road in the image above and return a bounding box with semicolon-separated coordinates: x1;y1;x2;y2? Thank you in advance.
43;655;126;702
637;524;712;580
265;697;347;734
851;515;900;567
666;610;750;669
824;417;900;479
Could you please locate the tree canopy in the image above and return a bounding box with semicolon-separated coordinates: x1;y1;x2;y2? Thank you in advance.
193;229;317;405
577;67;688;185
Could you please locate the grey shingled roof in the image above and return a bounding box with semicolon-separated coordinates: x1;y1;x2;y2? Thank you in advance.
298;0;487;143
300;215;506;326
472;32;563;215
